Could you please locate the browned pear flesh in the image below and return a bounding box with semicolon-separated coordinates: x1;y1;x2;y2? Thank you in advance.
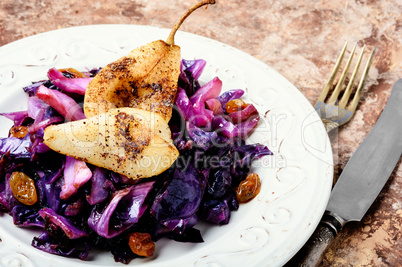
84;41;181;120
43;108;179;180
83;0;216;120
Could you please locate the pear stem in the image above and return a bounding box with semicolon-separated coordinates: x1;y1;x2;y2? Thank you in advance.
166;0;216;45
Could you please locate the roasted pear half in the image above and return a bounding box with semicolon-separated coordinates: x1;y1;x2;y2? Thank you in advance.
43;108;179;180
84;40;180;120
83;0;216;120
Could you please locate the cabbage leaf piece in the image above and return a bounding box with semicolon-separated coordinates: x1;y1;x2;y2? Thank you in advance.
47;68;92;95
38;208;88;239
88;181;155;238
60;156;92;200
32;231;89;260
36;85;85;121
151;164;206;234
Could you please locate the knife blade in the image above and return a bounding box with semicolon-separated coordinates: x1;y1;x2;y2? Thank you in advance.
285;79;402;267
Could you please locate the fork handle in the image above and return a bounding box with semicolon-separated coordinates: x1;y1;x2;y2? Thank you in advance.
284;212;344;267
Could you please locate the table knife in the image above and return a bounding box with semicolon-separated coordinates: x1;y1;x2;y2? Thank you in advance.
285;79;402;267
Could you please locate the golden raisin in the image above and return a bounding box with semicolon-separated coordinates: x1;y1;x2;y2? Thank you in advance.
58;68;87;78
128;232;155;257
9;172;38;205
236;173;261;203
10;126;28;139
225;99;248;113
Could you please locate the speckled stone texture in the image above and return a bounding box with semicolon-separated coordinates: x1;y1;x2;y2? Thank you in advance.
1;0;401;266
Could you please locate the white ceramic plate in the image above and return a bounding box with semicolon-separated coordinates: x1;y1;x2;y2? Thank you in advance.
0;25;333;267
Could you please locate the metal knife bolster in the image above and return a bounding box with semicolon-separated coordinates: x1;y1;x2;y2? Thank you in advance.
320;211;345;235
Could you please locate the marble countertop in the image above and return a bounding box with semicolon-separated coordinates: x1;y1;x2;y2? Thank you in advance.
1;0;401;266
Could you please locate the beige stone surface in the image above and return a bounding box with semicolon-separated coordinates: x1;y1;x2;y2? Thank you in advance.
1;0;401;266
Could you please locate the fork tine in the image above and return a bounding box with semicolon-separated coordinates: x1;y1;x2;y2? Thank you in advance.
316;41;348;103
327;43;357;103
339;45;366;109
348;47;376;113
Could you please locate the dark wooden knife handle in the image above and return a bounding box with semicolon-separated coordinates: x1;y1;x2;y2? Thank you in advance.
285;212;344;267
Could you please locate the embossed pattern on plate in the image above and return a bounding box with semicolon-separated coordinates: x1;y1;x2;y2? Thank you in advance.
0;25;333;267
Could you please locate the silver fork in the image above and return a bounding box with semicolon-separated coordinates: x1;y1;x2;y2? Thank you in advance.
315;42;375;132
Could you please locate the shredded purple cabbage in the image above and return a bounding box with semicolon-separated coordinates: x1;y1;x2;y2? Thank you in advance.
32;231;89;260
60;156;92;200
36;85;85;121
189;77;222;103
228;103;258;123
179;59;206;96
175;87;214;127
86;167;115;205
205;98;224;115
0;135;32;159
151;164;205;234
88;181;154;238
0;61;272;263
39;208;88;239
47;68;92;95
0;110;28;126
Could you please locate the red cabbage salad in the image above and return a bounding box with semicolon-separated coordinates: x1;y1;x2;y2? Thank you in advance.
0;59;272;263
